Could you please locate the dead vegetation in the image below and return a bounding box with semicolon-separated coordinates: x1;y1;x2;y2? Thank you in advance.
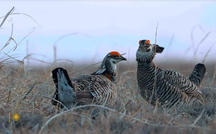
0;62;216;134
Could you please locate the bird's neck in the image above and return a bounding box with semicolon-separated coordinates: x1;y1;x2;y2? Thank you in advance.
104;63;117;82
137;61;158;102
137;61;156;75
104;72;112;81
103;72;116;82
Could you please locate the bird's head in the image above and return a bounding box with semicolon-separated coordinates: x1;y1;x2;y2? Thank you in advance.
136;40;164;63
106;51;127;64
92;51;127;81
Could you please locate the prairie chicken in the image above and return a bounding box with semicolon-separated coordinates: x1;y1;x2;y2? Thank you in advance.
51;51;126;109
136;40;206;110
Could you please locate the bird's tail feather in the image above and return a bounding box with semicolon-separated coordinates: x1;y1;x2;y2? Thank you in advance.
189;63;206;86
51;67;76;108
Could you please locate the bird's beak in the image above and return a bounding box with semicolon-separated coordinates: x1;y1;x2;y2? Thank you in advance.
153;44;164;53
120;55;127;61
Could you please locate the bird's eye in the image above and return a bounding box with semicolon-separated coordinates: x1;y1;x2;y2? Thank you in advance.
113;55;119;58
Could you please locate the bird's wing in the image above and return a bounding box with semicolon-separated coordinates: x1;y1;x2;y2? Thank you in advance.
72;75;115;105
157;70;205;103
153;77;190;108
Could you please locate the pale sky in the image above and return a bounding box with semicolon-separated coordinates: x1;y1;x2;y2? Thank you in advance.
0;1;216;64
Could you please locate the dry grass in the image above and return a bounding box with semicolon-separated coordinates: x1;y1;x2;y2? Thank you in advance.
0;62;216;134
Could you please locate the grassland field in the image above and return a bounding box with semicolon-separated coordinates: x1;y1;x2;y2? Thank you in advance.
0;61;216;134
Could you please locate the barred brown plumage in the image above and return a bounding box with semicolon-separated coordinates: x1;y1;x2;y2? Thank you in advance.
136;40;206;110
51;51;126;109
72;75;115;105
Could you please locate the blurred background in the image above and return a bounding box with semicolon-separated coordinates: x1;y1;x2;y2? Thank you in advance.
0;1;216;65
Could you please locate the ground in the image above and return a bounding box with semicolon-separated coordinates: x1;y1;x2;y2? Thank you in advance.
0;61;216;134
